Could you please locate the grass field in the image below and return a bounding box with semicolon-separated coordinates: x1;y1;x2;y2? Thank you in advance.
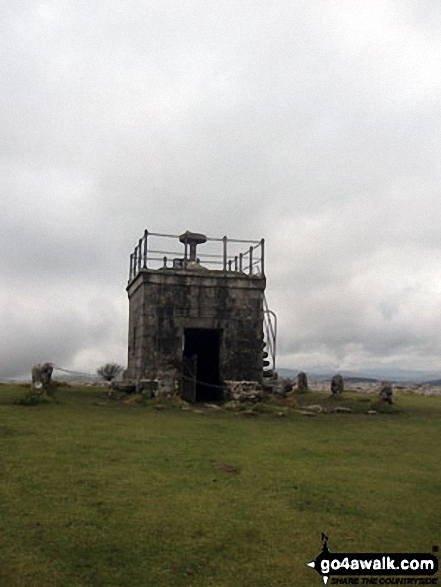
0;384;440;587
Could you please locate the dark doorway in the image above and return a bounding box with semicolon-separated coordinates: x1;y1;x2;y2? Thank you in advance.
183;328;223;402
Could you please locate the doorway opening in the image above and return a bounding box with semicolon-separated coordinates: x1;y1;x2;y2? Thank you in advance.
183;328;223;402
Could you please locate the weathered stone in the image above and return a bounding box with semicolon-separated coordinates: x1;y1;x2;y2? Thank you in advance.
31;363;53;394
282;379;294;393
137;379;158;395
111;381;137;394
331;406;352;413
261;379;286;398
272;381;287;398
297;371;308;392
331;374;344;395
379;382;393;404
156;371;178;396
305;404;324;413
125;252;266;403
224;380;263;402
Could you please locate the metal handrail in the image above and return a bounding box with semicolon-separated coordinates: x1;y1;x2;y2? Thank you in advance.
128;230;265;281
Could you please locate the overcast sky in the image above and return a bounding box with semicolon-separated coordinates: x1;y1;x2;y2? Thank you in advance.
2;0;441;379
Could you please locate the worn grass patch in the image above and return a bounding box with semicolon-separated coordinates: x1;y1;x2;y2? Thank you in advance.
0;384;440;586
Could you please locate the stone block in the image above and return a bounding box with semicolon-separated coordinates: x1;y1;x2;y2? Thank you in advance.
224;380;263;402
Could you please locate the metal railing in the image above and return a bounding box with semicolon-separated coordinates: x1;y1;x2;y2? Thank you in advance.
128;230;265;281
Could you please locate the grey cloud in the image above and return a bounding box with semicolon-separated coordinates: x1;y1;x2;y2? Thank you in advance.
0;283;127;379
2;0;441;377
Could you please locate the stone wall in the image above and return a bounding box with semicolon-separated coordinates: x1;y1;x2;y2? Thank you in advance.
224;380;263;402
125;268;266;388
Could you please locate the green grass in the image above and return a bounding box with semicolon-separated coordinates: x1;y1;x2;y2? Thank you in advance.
0;384;440;586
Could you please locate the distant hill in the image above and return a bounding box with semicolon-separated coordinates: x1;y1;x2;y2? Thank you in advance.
277;366;441;384
344;376;378;383
277;368;378;382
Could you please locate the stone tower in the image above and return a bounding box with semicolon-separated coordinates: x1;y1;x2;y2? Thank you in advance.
125;230;273;402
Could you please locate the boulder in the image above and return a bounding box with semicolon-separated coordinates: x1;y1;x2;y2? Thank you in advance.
379;382;393;404
331;374;344;395
297;371;308;392
31;363;53;394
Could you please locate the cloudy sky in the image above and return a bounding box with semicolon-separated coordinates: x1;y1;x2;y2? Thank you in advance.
2;0;441;379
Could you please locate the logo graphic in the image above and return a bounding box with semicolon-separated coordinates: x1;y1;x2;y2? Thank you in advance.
307;534;439;585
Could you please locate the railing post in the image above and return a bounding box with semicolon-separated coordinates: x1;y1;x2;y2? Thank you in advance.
260;238;265;276
138;239;142;272
228;260;232;271
163;256;167;268
239;253;243;272
129;253;133;279
133;247;138;276
234;256;238;271
249;246;253;275
184;236;188;268
223;236;227;271
143;230;148;268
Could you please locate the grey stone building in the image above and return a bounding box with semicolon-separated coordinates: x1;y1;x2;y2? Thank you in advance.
125;230;275;402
